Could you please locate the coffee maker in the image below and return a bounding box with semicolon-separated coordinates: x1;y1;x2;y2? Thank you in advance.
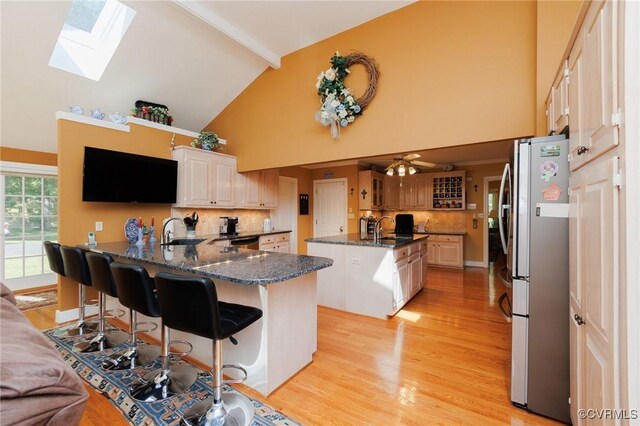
227;217;239;234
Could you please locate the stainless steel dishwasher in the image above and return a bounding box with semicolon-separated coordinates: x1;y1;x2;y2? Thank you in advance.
230;236;260;250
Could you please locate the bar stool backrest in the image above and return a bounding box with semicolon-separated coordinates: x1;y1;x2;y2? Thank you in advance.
110;262;161;318
154;273;221;340
44;241;65;277
86;252;117;297
60;246;91;286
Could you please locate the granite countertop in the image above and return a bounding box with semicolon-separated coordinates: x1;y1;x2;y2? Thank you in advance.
306;233;428;248
201;229;292;243
415;230;467;236
86;241;332;285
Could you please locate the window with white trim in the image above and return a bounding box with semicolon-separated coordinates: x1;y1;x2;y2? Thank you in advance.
1;163;58;291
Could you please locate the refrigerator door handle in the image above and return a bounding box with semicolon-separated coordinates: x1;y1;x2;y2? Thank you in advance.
498;163;511;255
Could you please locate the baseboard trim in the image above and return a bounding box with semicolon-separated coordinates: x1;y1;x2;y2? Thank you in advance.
55;305;99;324
464;261;485;268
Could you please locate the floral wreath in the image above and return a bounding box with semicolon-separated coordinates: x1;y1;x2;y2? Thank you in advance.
315;51;379;139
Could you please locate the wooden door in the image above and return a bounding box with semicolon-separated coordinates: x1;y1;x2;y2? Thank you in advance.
551;61;569;133
384;175;400;210
260;170;279;208
437;241;461;267
420;249;428;290
414;176;429;209
427;241;437;264
313;179;347;237
569;155;619;424
393;258;409;310
185;154;211;206
212;156;235;207
242;171;261;208
568;25;585;172
272;177;298;253
409;253;421;297
400;178;415;209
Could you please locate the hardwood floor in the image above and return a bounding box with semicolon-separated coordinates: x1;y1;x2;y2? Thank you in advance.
25;265;561;425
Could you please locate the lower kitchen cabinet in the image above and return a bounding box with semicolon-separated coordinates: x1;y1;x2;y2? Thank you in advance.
308;239;427;319
427;234;464;268
259;232;290;253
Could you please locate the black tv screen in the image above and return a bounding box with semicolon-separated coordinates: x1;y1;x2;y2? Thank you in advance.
82;147;178;203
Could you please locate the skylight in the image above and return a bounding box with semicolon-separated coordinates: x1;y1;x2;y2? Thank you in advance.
48;0;136;81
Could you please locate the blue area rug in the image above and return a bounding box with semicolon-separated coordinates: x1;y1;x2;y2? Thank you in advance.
44;327;300;426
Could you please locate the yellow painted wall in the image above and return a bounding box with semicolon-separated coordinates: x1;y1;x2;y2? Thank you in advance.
535;0;584;136
311;165;359;234
57;119;193;310
279;166;313;255
0;147;57;165
209;1;537;171
461;162;506;263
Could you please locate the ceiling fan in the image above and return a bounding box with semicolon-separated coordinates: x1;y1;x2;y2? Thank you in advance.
384;153;453;176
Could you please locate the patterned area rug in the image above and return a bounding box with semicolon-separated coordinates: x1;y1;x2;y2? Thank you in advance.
44;326;300;426
16;289;57;311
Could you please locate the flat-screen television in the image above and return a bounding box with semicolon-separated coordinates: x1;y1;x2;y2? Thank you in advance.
82;147;178;203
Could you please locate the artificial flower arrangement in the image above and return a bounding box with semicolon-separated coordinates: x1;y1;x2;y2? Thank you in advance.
315;51;379;139
191;131;220;151
131;105;173;126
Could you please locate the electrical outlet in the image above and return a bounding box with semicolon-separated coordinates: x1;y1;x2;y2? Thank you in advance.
472;213;477;219
95;221;103;231
478;213;484;218
351;257;360;264
347;213;355;219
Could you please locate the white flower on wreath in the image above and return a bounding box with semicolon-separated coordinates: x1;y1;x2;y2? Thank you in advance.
315;71;325;89
348;116;355;123
325;68;337;81
346;96;354;105
341;88;351;97
338;109;347;118
330;99;340;108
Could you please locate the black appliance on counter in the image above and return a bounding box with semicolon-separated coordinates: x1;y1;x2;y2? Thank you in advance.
226;217;239;235
394;214;414;234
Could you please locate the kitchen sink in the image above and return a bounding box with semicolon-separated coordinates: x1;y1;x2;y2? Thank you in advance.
378;237;412;243
161;238;206;246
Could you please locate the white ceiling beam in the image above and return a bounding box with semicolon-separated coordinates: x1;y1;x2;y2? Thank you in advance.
173;0;281;69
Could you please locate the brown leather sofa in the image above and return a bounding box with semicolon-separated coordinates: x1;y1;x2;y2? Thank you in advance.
0;283;88;425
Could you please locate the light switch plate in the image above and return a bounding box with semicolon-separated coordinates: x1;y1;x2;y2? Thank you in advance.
467;203;476;210
95;221;103;231
347;213;355;219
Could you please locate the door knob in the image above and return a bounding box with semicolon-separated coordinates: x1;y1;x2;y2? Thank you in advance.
339;226;344;232
574;314;585;325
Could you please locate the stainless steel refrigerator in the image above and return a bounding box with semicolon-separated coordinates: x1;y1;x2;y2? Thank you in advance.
498;135;570;424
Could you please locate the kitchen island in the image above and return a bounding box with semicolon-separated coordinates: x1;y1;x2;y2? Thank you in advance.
306;234;429;319
87;241;332;396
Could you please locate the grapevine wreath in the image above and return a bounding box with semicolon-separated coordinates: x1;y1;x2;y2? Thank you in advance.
315;51;379;139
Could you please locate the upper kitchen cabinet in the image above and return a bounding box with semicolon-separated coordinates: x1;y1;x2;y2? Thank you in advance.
236;169;279;209
428;171;466;210
359;170;385;210
399;174;430;210
173;146;236;208
568;0;619;171
384;175;400;210
546;60;570;136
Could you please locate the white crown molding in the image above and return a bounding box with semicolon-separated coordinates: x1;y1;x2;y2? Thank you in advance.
0;161;57;175
173;0;281;69
452;158;509;167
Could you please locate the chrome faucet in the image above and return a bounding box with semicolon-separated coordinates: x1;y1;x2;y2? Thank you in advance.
374;216;394;242
161;217;184;245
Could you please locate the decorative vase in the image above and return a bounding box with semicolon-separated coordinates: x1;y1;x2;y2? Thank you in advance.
186;226;196;239
149;226;156;243
135;228;144;246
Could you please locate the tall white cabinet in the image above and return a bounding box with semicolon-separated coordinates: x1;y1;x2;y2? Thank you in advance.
558;1;638;423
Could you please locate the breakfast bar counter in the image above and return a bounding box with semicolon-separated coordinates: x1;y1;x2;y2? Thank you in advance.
87;241;332;396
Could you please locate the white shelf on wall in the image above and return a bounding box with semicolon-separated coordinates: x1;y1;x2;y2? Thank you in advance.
55;112;225;145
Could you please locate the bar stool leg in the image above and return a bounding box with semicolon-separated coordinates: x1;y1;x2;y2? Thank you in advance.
131;323;197;402
73;292;128;353
181;340;254;426
61;285;98;337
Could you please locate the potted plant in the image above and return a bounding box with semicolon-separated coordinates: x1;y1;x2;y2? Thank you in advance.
191;131;221;151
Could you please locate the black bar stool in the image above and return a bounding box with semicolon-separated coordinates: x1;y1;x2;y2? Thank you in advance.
59;246;98;336
103;262;162;372
109;263;197;404
73;252;129;353
154;272;263;426
44;241;65;278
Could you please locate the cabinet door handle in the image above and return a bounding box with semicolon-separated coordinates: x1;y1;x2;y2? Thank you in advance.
339;226;344;232
574;314;585;325
577;146;589;155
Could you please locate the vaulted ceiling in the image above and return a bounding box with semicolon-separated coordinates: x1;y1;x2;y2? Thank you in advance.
0;0;413;154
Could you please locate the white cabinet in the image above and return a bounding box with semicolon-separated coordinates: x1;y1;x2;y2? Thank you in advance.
546;60;570;135
419;244;429;291
308;239;428;319
569;0;619;171
259;232;290;253
173;146;236;208
427;234;464;268
359;170;384;210
236;169;279;209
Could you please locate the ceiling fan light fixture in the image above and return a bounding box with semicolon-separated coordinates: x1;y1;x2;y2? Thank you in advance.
386;168;394;176
408;166;416;175
398;164;406;176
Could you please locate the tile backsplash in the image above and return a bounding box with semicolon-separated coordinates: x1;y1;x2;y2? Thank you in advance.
172;208;271;236
379;210;467;232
